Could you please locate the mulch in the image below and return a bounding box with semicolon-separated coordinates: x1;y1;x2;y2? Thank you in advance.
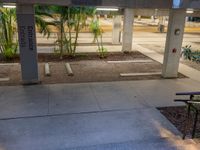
0;51;147;63
158;106;200;139
0;51;186;86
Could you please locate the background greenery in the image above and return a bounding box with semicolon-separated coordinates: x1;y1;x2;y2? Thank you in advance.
0;5;108;60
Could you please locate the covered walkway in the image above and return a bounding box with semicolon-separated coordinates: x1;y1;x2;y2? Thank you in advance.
0;79;200;149
1;0;200;84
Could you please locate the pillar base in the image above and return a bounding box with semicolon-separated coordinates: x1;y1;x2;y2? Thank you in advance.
162;76;178;79
123;51;131;54
22;80;41;85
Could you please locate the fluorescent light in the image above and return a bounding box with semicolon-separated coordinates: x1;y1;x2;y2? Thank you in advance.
96;8;119;11
3;5;16;8
186;9;194;14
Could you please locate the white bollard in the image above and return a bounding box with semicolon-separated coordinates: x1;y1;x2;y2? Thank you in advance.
44;63;51;76
65;63;74;76
0;77;10;82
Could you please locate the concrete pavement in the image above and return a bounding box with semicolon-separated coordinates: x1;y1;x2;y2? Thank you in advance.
0;79;200;149
36;31;200;53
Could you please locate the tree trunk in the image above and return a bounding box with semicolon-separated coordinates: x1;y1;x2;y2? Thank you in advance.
60;22;64;59
73;12;81;56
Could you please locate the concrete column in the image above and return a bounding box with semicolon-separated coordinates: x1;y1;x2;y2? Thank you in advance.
158;16;165;33
122;9;134;53
151;16;155;22
137;15;141;21
16;4;39;84
104;14;107;20
112;15;122;44
162;9;186;78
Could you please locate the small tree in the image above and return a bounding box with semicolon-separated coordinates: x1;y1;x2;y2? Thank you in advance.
0;5;54;60
0;7;18;60
46;6;95;58
90;19;107;58
35;5;54;38
65;6;95;57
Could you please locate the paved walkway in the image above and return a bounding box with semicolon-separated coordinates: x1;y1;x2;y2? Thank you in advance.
0;79;200;149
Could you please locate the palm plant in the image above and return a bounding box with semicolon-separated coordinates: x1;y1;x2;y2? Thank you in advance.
51;6;95;58
0;5;96;60
35;5;54;38
49;6;68;59
35;6;95;58
66;7;87;57
182;45;200;63
34;5;68;58
0;7;18;60
90;19;107;58
0;5;53;60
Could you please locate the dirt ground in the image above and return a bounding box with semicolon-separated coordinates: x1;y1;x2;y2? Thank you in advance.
158;107;200;141
0;51;185;86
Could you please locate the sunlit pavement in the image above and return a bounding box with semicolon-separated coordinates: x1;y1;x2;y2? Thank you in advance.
37;31;200;53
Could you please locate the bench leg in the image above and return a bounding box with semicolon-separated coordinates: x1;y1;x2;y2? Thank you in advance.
183;104;191;139
192;110;198;138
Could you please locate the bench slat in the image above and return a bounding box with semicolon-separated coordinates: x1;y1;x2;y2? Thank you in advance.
176;92;200;96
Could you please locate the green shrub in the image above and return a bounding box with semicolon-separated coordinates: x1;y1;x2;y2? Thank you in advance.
0;7;18;60
0;43;18;60
90;20;108;58
98;47;108;59
182;45;200;63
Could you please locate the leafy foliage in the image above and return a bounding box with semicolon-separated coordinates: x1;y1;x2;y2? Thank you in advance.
0;7;18;60
182;45;200;63
90;19;107;58
0;5;97;60
35;5;54;38
37;6;95;58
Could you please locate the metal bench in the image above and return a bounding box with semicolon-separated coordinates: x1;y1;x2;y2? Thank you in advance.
174;92;200;139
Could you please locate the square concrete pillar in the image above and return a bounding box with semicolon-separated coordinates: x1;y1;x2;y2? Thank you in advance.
122;9;134;53
137;15;141;21
16;4;39;84
112;15;122;44
162;9;186;78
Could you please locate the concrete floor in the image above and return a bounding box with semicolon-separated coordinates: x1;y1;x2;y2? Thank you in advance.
0;79;200;149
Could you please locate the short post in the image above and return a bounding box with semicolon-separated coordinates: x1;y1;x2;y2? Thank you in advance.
44;63;51;76
65;63;74;76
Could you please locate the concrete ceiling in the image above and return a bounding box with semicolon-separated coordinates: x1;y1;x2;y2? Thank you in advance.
1;0;200;9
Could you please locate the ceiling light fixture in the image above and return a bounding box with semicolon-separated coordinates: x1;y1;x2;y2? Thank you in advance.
186;9;194;14
3;5;16;8
96;8;119;11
